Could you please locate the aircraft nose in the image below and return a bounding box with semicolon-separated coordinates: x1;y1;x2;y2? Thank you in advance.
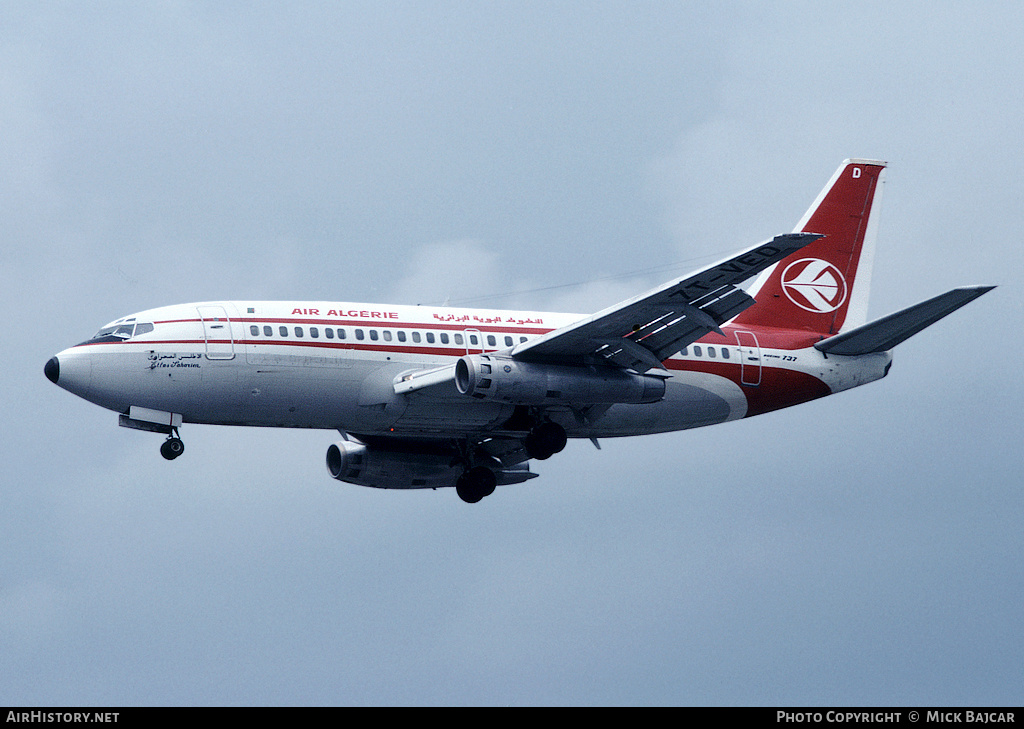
47;348;92;397
45;356;60;384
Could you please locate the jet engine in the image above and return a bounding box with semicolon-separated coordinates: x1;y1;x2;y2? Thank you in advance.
326;438;534;490
454;354;665;405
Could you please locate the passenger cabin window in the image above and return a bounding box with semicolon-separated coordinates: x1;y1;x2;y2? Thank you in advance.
338;328;346;339
440;333;449;344
355;329;364;340
426;332;435;344
708;347;716;358
250;325;259;336
279;326;288;337
487;335;496;346
263;325;273;336
505;336;513;346
383;330;392;342
325;328;334;339
722;348;730;359
412;332;421;343
310;327;319;338
295;327;304;338
454;333;464;345
397;331;406;342
369;330;378;341
693;345;702;356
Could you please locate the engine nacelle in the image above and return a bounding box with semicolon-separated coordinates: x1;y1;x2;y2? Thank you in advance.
454;354;665;405
326;438;534;490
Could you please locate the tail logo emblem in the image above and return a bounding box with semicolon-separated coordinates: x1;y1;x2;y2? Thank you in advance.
781;258;848;313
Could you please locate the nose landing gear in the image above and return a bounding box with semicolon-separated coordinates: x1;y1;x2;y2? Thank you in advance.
160;430;185;460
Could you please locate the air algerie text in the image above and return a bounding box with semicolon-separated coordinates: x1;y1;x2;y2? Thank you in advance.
291;308;399;319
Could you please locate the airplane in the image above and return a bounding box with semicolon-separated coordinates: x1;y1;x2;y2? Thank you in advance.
45;159;993;503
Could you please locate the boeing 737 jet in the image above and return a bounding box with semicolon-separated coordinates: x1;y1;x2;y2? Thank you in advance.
45;160;993;502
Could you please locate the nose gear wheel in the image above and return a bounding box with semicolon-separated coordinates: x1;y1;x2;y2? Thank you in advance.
160;429;185;460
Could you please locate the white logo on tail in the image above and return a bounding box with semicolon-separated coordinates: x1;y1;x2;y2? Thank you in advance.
781;258;848;313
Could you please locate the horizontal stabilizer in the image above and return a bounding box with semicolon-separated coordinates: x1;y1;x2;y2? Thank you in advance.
814;286;995;356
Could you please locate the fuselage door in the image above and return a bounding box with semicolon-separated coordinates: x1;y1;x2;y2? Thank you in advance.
197;305;235;360
735;330;761;386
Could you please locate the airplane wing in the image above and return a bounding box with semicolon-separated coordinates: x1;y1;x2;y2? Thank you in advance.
511;233;821;372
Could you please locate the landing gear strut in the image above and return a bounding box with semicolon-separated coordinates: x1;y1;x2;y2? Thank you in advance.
524;421;567;461
160;430;185;460
456;466;497;504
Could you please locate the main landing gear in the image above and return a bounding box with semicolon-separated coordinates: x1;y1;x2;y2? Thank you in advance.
454;421;567;504
524;421;567;461
455;466;497;504
452;439;499;504
160;430;185;460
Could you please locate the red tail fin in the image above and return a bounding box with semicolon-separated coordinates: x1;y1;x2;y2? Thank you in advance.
732;159;886;335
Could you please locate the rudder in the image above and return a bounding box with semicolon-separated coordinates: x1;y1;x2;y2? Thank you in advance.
733;159;887;335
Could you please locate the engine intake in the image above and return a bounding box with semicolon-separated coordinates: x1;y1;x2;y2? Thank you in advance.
454;354;665;405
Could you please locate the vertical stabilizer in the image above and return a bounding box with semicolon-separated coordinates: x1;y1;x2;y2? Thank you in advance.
733;159;886;335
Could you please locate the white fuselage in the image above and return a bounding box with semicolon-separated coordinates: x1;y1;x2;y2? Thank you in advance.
51;300;891;441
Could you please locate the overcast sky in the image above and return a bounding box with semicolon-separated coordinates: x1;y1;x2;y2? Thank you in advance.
3;1;1022;706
